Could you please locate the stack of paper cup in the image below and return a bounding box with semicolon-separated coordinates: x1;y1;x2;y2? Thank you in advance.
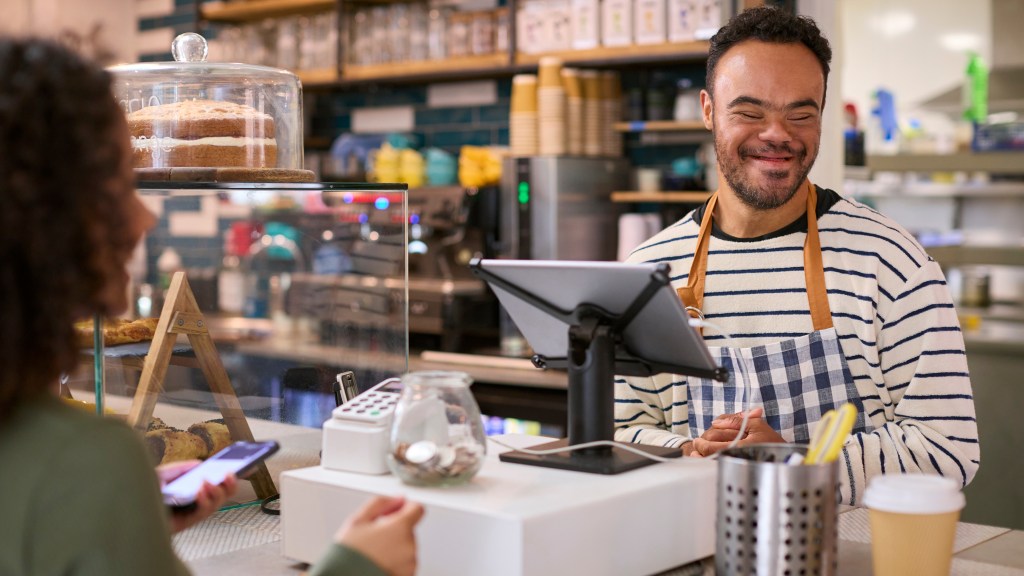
537;57;565;156
510;74;538;156
602;71;623;157
581;70;603;157
562;68;584;156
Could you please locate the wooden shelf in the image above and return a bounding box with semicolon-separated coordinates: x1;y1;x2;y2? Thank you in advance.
296;68;339;86
201;0;335;23
342;54;509;83
612;191;711;203
614;120;707;132
925;244;1024;268
515;41;710;67
866;152;1024;175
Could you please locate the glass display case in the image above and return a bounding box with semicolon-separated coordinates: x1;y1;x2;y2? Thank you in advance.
68;181;407;501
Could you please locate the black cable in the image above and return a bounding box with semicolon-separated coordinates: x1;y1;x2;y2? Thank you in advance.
260;493;281;516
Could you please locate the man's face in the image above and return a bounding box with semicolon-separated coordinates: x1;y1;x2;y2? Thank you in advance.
702;40;824;210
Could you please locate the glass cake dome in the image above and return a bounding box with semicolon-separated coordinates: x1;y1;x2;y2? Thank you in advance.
109;33;308;180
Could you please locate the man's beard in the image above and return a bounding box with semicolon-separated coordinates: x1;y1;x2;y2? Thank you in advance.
715;136;815;210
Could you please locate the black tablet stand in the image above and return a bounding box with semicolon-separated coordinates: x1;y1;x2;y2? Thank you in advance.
470;259;729;475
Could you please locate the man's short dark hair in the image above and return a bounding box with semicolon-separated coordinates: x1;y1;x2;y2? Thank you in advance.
706;5;832;102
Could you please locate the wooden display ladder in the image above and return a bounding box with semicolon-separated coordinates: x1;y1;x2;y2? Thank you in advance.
126;271;276;499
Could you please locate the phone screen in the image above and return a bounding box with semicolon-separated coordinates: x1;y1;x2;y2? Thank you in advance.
162;441;278;507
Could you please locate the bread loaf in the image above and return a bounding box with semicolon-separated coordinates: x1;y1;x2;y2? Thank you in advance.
145;428;209;464
188;419;232;456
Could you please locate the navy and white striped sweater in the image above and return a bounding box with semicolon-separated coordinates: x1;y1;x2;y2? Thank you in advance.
613;186;979;505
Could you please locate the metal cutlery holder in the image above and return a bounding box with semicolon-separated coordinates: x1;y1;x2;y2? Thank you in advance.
717;444;840;576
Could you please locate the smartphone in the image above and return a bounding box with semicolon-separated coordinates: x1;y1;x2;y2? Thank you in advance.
162;440;279;510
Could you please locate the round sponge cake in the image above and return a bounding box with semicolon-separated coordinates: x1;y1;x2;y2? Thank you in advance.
128;99;278;168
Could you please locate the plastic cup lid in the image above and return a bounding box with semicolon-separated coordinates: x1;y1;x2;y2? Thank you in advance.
863;474;965;514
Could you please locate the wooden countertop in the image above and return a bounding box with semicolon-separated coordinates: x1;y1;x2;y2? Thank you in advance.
231;337;567;390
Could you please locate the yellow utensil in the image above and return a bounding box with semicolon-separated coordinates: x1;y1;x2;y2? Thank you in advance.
805;403;857;465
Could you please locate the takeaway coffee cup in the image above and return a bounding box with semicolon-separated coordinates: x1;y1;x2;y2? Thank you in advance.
863;474;965;576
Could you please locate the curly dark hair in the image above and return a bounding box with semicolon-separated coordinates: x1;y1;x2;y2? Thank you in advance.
706;5;832;103
0;38;137;419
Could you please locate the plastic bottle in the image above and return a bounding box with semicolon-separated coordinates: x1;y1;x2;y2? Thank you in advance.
963;52;988;150
963;52;988;123
217;228;246;314
867;88;900;155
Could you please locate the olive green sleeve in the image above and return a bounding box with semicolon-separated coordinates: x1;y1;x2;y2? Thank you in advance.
27;420;190;576
307;543;387;576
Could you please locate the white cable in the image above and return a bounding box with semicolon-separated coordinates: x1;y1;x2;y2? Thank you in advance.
688;318;757;458
486;436;694;464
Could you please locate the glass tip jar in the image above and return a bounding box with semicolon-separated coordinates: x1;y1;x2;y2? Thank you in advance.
387;371;487;487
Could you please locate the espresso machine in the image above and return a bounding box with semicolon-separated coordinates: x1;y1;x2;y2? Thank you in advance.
405;186;496;351
499;156;629;261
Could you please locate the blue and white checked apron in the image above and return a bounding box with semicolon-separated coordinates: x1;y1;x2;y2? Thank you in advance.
676;182;869;443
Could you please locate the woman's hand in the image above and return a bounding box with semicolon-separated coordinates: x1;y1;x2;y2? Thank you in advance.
156;460;238;534
336;495;425;576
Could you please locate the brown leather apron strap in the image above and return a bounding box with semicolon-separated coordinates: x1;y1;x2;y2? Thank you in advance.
802;181;833;330
678;180;833;330
676;192;719;315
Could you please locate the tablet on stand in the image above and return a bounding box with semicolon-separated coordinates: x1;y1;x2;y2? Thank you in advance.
470;258;728;475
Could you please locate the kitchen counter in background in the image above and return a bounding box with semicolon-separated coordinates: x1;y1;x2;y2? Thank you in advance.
960;317;1024;530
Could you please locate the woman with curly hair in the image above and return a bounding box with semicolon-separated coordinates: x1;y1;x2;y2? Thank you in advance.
0;38;421;576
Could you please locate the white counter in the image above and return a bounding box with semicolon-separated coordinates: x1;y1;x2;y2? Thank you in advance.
281;435;717;576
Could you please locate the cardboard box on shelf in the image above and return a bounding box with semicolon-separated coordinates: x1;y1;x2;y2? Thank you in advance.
667;0;698;43
634;0;667;45
516;1;546;54
602;0;633;47
544;0;574;52
571;0;601;50
694;0;723;40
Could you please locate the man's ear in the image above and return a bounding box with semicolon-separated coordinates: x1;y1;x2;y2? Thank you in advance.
700;89;713;131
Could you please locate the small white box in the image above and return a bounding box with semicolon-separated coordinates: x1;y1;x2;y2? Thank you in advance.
571;0;600;50
667;0;698;43
602;0;633;47
321;418;391;475
634;0;666;45
545;0;573;52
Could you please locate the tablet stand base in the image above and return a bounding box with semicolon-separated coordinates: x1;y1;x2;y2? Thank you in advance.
498;439;681;475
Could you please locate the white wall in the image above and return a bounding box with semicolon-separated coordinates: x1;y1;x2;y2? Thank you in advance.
800;0;844;191
1;0;136;63
0;0;33;35
841;0;992;118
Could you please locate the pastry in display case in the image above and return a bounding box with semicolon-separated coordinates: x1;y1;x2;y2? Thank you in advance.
108;33;312;182
72;181;409;497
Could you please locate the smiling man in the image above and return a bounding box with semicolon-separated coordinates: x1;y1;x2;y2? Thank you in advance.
614;6;979;505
